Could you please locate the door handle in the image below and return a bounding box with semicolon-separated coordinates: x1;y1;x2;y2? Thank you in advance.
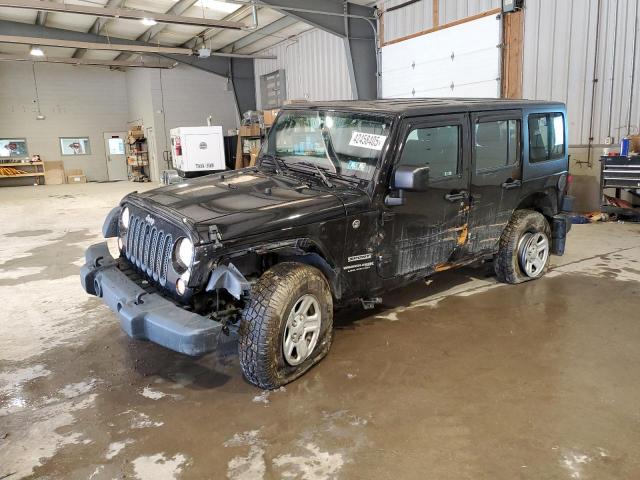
502;179;522;190
444;191;467;202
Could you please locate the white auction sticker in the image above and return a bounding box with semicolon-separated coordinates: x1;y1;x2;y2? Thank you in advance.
349;132;387;151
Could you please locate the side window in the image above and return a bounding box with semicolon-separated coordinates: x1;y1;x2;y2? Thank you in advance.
528;113;565;163
398;125;460;179
474;119;520;172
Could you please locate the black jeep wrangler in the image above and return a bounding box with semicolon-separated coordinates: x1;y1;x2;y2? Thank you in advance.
81;99;572;389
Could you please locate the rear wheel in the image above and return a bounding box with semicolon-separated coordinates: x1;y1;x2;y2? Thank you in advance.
495;209;551;284
238;262;333;389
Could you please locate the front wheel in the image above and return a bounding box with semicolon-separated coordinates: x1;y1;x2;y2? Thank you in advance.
495;209;551;284
238;262;333;389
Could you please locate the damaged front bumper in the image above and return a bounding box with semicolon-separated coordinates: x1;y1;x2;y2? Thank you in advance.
80;242;223;356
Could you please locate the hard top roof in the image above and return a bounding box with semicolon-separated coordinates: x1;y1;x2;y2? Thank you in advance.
281;98;565;117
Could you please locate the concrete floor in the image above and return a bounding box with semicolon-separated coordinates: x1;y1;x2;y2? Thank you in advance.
1;182;640;480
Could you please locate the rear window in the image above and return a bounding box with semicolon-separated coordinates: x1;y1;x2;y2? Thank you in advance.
528;113;565;162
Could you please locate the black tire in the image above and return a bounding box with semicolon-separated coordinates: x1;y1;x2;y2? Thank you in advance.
238;262;333;389
495;209;551;284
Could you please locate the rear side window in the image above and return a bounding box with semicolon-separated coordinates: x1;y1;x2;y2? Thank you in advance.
398;125;460;179
528;113;565;162
474;120;520;172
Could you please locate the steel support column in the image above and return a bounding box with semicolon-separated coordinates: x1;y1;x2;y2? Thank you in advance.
256;0;378;100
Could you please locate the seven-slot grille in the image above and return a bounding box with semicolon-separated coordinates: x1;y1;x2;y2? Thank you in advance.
125;214;174;286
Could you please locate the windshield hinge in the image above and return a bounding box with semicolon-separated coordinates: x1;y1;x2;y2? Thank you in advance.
208;225;223;248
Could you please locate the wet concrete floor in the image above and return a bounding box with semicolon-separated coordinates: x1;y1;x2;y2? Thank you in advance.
1;182;640;479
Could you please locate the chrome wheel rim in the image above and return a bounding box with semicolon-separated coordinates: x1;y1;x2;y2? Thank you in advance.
518;231;549;278
283;294;321;366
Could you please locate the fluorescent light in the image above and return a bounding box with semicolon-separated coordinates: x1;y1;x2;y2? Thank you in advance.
30;46;44;56
141;18;157;26
195;0;241;14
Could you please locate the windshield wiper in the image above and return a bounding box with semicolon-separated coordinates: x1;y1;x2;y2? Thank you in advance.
296;161;334;188
260;153;287;174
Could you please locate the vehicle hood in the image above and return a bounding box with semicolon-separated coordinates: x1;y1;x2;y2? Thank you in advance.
131;169;353;240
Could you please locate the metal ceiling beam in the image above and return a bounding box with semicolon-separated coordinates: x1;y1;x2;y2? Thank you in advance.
0;34;194;54
0;0;245;29
115;0;199;62
0;20;257;114
0;33;273;58
0;53;177;68
73;0;124;59
217;15;297;53
256;0;378;100
182;5;253;50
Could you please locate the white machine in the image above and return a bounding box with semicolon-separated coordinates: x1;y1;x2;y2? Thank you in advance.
169;126;226;177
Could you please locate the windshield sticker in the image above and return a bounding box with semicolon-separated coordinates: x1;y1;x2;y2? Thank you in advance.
349;132;387;151
347;160;367;172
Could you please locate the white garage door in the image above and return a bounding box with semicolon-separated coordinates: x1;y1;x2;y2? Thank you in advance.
381;14;501;98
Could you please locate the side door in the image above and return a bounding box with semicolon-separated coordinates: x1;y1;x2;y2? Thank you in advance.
464;111;522;256
103;132;128;181
378;114;471;278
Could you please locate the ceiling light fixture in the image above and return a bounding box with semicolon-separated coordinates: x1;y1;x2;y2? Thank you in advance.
30;46;44;56
141;18;157;26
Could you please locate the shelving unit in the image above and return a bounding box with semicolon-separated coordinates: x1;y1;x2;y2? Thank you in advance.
127;135;150;183
0;161;46;186
235;124;264;170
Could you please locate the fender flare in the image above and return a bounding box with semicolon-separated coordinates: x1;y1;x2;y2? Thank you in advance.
102;206;122;238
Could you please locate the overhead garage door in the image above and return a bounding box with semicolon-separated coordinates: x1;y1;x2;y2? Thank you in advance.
381;13;502;98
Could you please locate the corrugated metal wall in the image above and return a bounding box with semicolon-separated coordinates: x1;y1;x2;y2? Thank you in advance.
252;0;639;152
382;0;434;41
439;0;501;24
253;28;354;109
381;0;500;43
523;0;640;147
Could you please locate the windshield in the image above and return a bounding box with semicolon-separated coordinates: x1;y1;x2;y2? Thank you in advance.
260;110;392;181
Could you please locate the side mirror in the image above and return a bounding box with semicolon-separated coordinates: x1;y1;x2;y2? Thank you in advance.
393;165;430;191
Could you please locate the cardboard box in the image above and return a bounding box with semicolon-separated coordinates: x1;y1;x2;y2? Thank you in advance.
67;174;87;184
249;146;261;167
240;124;261;137
66;168;86;184
630;135;640;154
263;109;279;127
243;138;262;154
44;161;65;185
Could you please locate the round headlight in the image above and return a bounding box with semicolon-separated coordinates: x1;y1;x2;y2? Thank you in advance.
173;237;194;271
121;206;130;230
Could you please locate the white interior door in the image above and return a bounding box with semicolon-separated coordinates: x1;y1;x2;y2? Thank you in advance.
381;14;501;98
103;132;128;181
